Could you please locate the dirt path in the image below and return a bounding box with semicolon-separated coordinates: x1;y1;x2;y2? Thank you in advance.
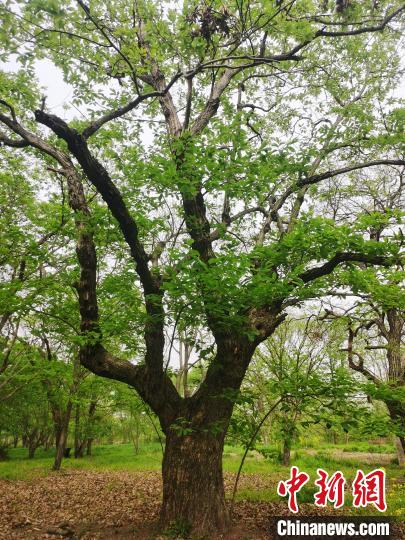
0;471;403;539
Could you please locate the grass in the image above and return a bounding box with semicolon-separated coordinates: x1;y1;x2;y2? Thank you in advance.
1;441;403;517
226;448;404;516
307;441;396;455
0;442;163;480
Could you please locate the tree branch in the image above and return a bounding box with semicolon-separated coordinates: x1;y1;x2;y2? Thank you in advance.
299;252;394;284
0;131;29;147
190;68;235;136
274;159;405;212
34;110;159;294
300;159;405;188
317;6;404;37
82;72;181;138
0;110;180;426
345;326;381;385
210;206;268;241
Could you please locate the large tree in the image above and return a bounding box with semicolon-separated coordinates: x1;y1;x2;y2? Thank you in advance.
0;0;404;534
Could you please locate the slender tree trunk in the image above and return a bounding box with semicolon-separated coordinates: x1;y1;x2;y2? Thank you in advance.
386;399;405;465
86;437;93;456
53;409;63;451
386;308;404;466
394;436;405;467
85;400;97;456
132;415;140;454
74;403;82;458
282;438;291;466
53;423;68;470
54;426;62;449
183;341;191;398
160;429;229;534
27;429;39;459
76;441;85;457
53;401;73;471
44;435;52;451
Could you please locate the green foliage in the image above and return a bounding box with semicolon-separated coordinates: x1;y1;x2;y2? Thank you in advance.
0;0;403;492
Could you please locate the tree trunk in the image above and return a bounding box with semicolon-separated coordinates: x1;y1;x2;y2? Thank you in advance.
160;429;229;535
86;437;93;456
77;441;86;457
394;436;405;467
386;308;404;467
53;401;73;471
27;430;39;459
44;435;52;451
74;403;82;458
53;410;63;450
53;423;69;470
158;338;257;535
54;425;62;449
132;415;140;454
85;400;97;456
386;399;405;465
282;438;291;466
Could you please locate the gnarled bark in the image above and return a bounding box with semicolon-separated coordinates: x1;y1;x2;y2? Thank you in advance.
161;429;229;534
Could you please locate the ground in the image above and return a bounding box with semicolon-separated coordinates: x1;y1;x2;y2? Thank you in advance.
0;443;404;539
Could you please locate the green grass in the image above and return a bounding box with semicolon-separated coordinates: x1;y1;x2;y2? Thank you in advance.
308;441;396;454
0;442;163;480
224;448;404;516
1;442;403;517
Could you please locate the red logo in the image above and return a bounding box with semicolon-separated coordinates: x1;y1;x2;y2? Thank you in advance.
352;469;387;512
277;466;310;513
278;467;387;513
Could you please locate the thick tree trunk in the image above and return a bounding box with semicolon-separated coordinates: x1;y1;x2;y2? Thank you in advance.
160;429;229;535
158;338;258;535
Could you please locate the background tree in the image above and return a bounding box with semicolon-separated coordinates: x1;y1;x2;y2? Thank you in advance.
231;317;361;464
319;166;404;463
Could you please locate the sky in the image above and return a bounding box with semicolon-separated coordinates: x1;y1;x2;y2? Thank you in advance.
35;59;73;117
